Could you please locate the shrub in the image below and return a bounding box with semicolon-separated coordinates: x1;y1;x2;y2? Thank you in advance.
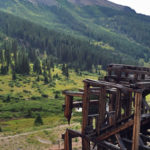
41;94;48;98
0;127;2;132
34;114;43;126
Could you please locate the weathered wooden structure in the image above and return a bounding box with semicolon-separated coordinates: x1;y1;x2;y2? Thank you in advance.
62;64;150;150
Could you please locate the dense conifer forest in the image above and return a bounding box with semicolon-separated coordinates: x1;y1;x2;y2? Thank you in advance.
0;11;139;74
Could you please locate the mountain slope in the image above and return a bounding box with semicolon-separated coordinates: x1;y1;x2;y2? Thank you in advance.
0;0;150;65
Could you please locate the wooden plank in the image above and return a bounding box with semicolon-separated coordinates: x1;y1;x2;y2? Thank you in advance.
83;79;139;92
132;92;142;150
115;134;127;150
107;64;150;72
82;82;90;150
62;90;83;97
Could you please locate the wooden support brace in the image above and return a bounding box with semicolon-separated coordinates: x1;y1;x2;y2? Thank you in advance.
98;141;121;150
64;129;72;150
82;82;90;150
64;95;73;124
132;92;142;150
115;134;127;150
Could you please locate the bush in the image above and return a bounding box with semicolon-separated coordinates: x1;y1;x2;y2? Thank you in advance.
25;110;32;118
34;114;43;126
0;126;2;132
31;96;40;100
55;93;59;99
41;94;48;98
3;95;11;103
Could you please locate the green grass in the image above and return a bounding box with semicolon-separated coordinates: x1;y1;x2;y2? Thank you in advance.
0;64;100;134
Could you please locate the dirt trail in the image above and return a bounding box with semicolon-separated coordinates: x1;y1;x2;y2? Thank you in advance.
0;123;80;140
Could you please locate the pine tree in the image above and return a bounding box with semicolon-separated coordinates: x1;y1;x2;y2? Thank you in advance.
33;58;42;74
65;65;69;79
15;51;30;75
43;70;48;84
0;126;2;132
12;40;18;61
12;71;16;80
34;114;43;126
62;64;65;75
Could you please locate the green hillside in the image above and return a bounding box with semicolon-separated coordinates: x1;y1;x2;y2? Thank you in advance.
0;0;150;65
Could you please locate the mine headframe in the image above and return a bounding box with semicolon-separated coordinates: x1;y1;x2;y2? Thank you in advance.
62;64;150;150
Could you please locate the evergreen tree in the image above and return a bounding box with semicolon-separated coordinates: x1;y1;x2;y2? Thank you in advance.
12;71;16;80
33;58;42;74
1;65;8;75
62;64;65;75
65;65;69;79
12;40;18;61
34;114;43;126
0;49;4;64
43;70;48;84
4;49;11;67
0;126;2;132
15;51;30;75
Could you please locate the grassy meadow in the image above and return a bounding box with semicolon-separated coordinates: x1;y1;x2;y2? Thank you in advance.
0;64;104;149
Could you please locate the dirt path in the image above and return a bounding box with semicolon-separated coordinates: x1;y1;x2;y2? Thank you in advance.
0;123;80;140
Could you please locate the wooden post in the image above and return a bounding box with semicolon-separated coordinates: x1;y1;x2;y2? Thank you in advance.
97;86;106;150
64;95;73;124
132;92;142;150
97;86;106;135
115;89;121;122
109;93;115;125
82;82;90;150
126;92;132;117
64;129;72;150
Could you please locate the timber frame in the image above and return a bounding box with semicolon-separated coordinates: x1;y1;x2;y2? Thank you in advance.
62;64;150;150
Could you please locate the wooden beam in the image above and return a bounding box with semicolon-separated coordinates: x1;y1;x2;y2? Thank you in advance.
98;141;121;150
64;129;72;150
96;119;134;142
115;134;127;150
83;79;138;92
62;90;83;97
64;95;73;124
82;82;90;150
132;92;142;150
63;100;99;110
123;138;150;150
